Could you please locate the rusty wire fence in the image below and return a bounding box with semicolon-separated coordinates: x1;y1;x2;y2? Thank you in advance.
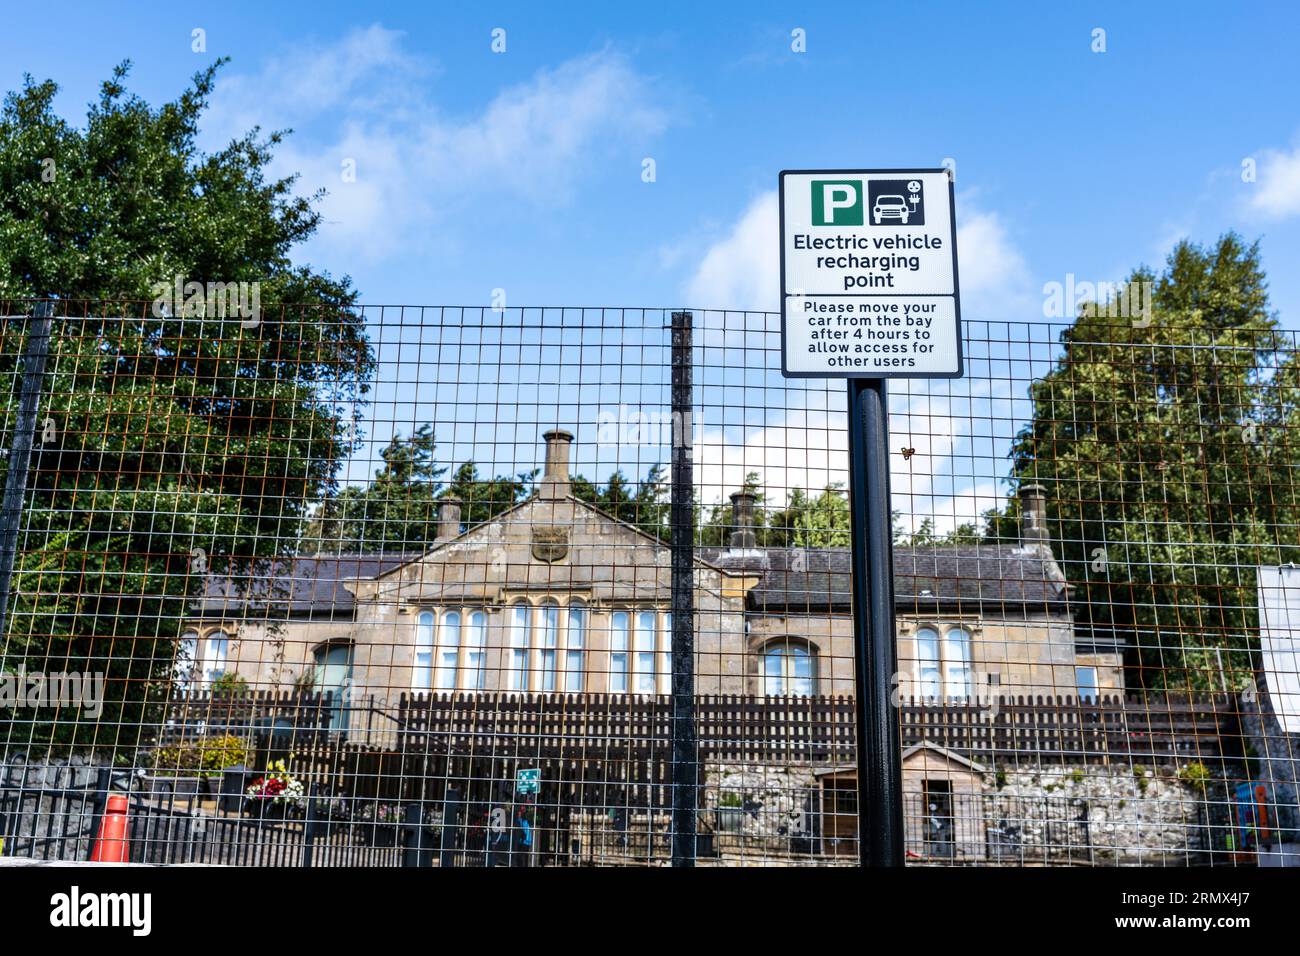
0;299;1295;867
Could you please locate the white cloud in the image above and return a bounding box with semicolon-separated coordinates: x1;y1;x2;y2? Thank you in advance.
682;189;1032;318
684;191;779;311
1248;143;1300;218
953;206;1034;318
204;28;671;261
694;406;849;507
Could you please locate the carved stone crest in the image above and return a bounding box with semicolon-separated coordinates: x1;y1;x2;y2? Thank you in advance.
531;526;569;562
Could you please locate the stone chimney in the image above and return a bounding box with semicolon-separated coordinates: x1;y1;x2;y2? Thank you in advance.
435;497;462;541
539;429;573;499
1018;483;1049;547
729;490;758;549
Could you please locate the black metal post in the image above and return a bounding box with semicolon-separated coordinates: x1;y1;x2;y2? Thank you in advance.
438;786;461;868
400;801;433;867
302;791;318;868
669;309;698;867
0;302;53;641
846;378;904;866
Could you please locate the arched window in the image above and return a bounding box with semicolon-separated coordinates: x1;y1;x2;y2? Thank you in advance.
176;631;198;692
915;627;941;698
634;611;657;694
564;603;585;692
943;627;972;699
508;603;531;692
610;611;630;693
660;612;673;695
314;643;354;731
762;641;815;696
435;611;461;690
538;601;560;692
202;632;229;688
414;611;435;690
463;611;487;690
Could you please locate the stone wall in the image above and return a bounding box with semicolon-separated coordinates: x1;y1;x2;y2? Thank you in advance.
704;761;819;842
985;764;1207;864
703;758;1211;864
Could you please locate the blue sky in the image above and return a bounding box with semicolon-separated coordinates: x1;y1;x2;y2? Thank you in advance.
5;2;1300;529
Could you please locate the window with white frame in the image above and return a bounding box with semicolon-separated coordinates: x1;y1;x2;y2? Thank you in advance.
761;640;815;696
416;608;489;691
610;611;629;693
435;611;461;690
508;603;530;691
413;611;435;690
914;624;975;699
462;611;487;690
943;627;972;698
660;612;673;692
201;632;229;688
564;602;585;692
538;601;560;692
605;608;670;695
176;631;198;691
633;610;657;694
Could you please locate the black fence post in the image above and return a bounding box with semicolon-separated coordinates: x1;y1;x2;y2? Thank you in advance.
847;378;904;867
86;766;111;862
302;790;319;868
670;309;698;867
438;787;462;868
0;302;53;642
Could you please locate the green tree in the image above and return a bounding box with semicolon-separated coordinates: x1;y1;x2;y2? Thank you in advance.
697;472;764;547
1005;234;1300;690
574;464;670;541
311;425;446;553
446;460;537;528
0;62;372;750
766;483;851;548
901;517;983;547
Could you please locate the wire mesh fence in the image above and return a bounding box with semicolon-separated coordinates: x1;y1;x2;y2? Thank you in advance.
0;299;1296;867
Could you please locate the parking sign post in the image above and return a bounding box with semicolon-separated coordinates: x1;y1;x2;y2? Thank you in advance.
779;169;962;866
846;377;904;867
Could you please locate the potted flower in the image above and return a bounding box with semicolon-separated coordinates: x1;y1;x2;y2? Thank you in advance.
355;802;403;847
244;758;305;821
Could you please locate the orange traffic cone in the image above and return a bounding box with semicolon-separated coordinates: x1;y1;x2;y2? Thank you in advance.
89;793;130;863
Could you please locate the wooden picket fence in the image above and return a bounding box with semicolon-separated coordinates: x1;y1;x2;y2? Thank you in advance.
156;690;338;746
392;691;1234;763
155;690;1236;764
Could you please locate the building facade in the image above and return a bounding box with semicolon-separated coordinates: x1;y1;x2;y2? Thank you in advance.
181;431;1124;722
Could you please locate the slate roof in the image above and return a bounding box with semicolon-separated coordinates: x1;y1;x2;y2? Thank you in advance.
196;542;1071;618
195;553;416;617
700;544;1072;614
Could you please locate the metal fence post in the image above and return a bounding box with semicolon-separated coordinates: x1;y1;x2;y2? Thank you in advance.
670;309;698;867
86;765;111;862
438;787;461;868
0;302;53;642
847;377;904;866
302;790;319;868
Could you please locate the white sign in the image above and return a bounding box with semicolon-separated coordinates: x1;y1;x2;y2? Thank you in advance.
1257;565;1300;733
779;169;962;378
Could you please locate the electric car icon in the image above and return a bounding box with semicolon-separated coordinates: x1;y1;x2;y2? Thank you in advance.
872;194;910;224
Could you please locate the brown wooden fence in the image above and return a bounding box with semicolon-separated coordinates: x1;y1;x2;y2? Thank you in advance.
156;690;338;745
155;690;1235;764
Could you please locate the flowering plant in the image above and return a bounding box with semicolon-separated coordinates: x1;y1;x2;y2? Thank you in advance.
356;801;402;824
245;758;305;809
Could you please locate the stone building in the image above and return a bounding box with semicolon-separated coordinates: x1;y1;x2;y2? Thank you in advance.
181;430;1123;723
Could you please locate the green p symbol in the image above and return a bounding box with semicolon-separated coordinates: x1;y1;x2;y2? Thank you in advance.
812;180;863;226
